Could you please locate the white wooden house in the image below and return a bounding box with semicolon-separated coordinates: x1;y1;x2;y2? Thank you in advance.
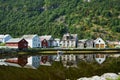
94;37;105;48
22;34;41;48
53;38;60;47
61;33;78;48
0;34;12;43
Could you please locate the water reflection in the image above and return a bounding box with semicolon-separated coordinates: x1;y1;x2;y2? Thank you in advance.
95;54;106;64
40;55;53;66
0;53;120;69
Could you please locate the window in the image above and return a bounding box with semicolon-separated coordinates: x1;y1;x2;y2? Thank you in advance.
66;36;69;40
67;41;69;43
99;40;101;42
24;43;27;46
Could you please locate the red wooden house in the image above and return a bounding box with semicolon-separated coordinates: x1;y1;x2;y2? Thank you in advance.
6;38;28;50
41;39;48;48
40;35;54;48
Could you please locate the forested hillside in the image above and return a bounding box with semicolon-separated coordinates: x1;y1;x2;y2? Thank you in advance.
0;0;120;40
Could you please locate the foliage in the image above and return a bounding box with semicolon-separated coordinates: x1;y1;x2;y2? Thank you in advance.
0;43;5;46
0;0;120;40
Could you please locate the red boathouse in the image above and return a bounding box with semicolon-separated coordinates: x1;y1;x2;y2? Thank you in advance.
6;38;28;50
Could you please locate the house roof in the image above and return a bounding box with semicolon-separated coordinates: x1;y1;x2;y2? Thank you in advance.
55;38;60;41
78;39;87;42
106;40;120;45
6;38;24;43
85;39;94;43
22;34;37;39
0;35;4;38
94;37;105;44
5;58;18;64
62;33;77;40
0;34;11;39
40;35;52;41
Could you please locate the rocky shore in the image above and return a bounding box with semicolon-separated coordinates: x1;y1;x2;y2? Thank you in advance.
77;73;120;80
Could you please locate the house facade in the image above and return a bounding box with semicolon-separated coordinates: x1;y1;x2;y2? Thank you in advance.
61;33;78;48
6;38;28;49
22;34;41;48
94;37;105;48
40;35;54;48
106;40;120;48
53;38;60;47
85;39;94;48
0;34;12;43
77;39;87;48
41;39;48;48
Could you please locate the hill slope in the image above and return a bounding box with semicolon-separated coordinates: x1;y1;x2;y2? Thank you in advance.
0;0;120;40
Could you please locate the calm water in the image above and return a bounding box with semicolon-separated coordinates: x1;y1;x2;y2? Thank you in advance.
1;53;120;69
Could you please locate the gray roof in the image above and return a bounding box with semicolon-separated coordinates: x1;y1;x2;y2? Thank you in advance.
6;38;23;43
85;39;94;42
62;33;77;40
78;39;87;43
0;35;4;38
40;35;53;41
22;34;37;39
0;34;11;39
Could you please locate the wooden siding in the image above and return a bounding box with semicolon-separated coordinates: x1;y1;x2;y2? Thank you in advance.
41;39;48;48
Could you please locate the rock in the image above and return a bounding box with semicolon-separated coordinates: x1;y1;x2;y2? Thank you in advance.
77;73;120;80
91;76;106;80
77;76;106;80
77;77;90;80
118;72;120;75
101;73;119;80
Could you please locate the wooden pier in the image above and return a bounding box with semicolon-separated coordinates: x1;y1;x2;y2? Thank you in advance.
18;48;120;54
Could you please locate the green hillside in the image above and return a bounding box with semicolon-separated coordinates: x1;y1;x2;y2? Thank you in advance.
0;0;120;40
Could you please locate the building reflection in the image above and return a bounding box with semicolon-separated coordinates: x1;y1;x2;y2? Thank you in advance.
0;53;119;69
61;54;77;67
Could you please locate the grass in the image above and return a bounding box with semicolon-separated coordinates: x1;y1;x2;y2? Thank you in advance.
107;77;120;80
